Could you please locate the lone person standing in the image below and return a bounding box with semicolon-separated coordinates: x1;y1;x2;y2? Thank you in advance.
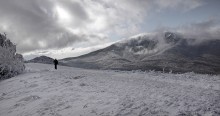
53;59;58;70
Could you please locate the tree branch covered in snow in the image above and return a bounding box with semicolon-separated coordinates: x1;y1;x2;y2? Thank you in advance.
0;33;25;79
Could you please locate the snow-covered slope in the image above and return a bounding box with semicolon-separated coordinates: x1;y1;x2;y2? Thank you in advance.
60;32;220;74
0;63;219;116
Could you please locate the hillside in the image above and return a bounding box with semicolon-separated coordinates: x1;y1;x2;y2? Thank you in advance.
26;56;54;64
60;32;220;74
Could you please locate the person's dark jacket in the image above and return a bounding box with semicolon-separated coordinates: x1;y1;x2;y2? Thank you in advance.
54;59;58;65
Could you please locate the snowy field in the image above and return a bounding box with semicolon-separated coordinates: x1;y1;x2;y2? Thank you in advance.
0;63;220;116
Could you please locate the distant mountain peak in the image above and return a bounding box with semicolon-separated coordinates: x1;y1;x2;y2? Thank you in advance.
164;32;181;44
26;55;54;64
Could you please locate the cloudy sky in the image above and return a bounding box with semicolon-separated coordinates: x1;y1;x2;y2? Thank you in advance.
0;0;220;60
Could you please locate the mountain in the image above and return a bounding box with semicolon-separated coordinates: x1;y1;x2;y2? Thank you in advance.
60;32;220;74
26;56;54;64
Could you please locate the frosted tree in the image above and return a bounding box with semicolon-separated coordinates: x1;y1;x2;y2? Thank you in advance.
0;33;25;79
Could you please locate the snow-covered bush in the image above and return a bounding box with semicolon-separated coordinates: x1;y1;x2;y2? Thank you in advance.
0;33;25;80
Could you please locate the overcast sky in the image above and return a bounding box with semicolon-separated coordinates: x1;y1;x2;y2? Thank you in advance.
0;0;220;60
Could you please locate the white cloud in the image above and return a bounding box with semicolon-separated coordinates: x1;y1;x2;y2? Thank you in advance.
155;0;203;12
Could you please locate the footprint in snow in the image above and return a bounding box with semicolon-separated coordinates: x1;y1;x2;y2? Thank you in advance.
12;95;41;109
19;95;41;102
71;76;85;79
79;83;88;87
28;84;39;88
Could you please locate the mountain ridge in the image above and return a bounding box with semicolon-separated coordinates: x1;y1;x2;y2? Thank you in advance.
47;32;220;74
26;55;54;64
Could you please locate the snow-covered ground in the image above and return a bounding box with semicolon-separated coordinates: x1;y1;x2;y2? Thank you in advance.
0;63;220;116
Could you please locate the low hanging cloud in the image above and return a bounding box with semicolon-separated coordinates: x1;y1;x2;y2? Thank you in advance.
151;18;220;41
0;0;204;57
178;19;220;40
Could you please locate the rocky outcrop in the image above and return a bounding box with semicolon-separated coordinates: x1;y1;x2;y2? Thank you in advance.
0;33;25;79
